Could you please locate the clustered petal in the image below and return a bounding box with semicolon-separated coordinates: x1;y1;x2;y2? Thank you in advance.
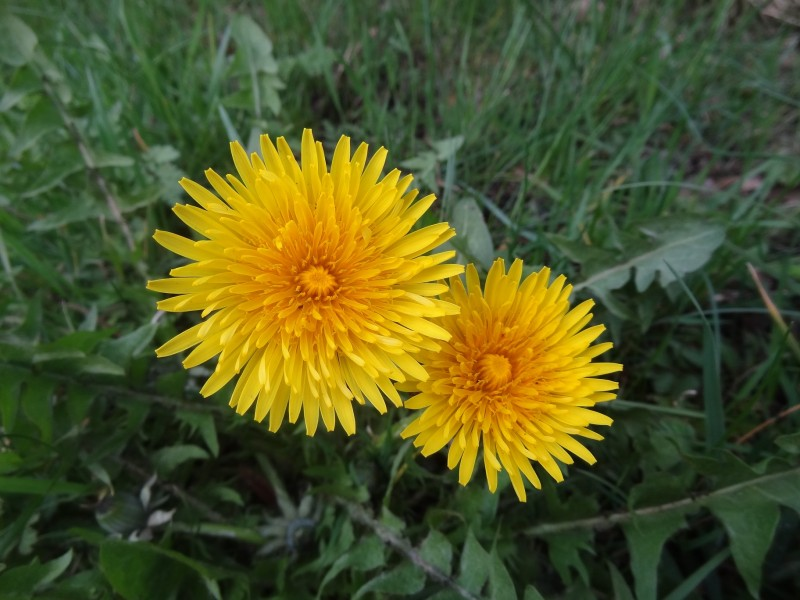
400;258;623;501
148;129;462;436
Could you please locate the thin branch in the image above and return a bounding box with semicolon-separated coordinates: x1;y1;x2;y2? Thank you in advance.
39;75;136;251
338;499;482;600
736;403;800;445
523;466;800;537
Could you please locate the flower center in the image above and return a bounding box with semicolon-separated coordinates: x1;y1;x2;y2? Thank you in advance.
298;265;338;299
477;353;513;389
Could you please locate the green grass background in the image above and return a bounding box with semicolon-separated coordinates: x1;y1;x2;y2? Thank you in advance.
1;1;799;598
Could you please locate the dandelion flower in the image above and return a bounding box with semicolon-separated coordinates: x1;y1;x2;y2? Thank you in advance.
401;258;622;501
148;130;462;436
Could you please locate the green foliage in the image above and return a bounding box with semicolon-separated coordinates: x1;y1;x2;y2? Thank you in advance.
448;198;496;269
624;512;687;600
1;0;799;598
0;549;73;599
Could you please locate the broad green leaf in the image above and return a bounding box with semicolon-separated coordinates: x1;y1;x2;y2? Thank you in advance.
32;349;85;363
345;534;386;572
431;135;465;159
258;77;283;116
0;501;40;559
217;104;242;145
0;225;69;296
419;530;453;576
79;304;98;332
99;540;223;600
629;473;695;508
623;512;686;600
86;463;114;493
317;535;385;599
40;330;113;354
537;486;598;586
544;530;592;586
0;68;41;112
0;452;22;474
353;562;425;599
49;569;112;600
205;485;243;507
705;488;779;598
306;518;354;573
155;369;189;396
21;377;55;442
489;550;517;600
74;355;125;377
663;548;730;600
0;549;72;597
634;221;725;291
66;386;96;424
702;326;724;447
21;157;84;199
523;584;546;600
401;136;464;193
289;44;337;77
0;476;89;496
93;153;135;168
547;233;614;264
152;444;209;475
98;323;157;368
687;451;759;488
0;366;22;432
454;483;500;524
775;432;800;454
257;454;296;518
13;97;62;158
231;15;278;74
144;145;180;163
450;198;494;268
177;410;219;457
575;220;725;294
0;13;38;67
379;506;406;534
95;493;147;535
229;14;283;117
457;529;490;593
426;591;462;600
607;562;635;600
754;468;800;514
400;152;439;191
27;196;105;232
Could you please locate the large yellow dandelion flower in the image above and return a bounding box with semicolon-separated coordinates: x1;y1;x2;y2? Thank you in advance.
400;258;622;501
147;129;463;436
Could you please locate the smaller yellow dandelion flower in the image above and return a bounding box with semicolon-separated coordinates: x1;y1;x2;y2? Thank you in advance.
401;258;622;501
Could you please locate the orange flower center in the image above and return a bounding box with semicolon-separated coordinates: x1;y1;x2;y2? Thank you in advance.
477;353;513;390
297;265;338;299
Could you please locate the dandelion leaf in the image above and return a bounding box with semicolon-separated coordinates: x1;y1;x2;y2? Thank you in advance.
704;488;779;599
623;511;686;600
577;219;725;295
